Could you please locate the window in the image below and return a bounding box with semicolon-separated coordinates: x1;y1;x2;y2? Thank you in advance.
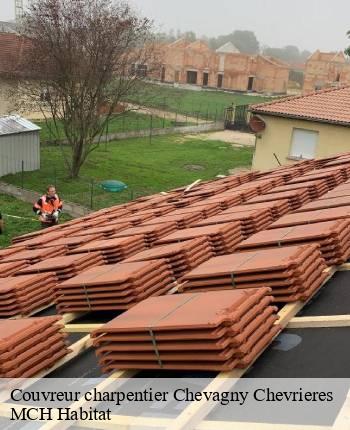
289;128;318;159
187;71;198;84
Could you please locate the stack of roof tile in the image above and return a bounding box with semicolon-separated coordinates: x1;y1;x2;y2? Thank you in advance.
314;166;350;181
194;209;273;238
0;246;25;260
39;233;104;251
0;273;58;317
17;252;105;281
204;193;242;210
223;200;290;220
105;213;155;227
268;207;350;229
0;246;66;265
69;236;146;264
318;182;350;199
141;211;204;229
156;222;243;255
10;231;64;250
0;261;28;277
111;222;178;247
54;260;175;312
287;170;344;189
169;202;222;218
246;189;311;210
0;317;69;377
266;179;329;200
124;237;214;279
180;245;327;302
236;219;350;266
91;289;281;372
70;223;132;239
295;196;350;212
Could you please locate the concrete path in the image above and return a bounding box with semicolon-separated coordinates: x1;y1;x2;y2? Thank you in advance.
185;129;256;147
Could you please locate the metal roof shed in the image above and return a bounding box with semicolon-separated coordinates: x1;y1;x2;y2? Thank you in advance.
0;115;41;177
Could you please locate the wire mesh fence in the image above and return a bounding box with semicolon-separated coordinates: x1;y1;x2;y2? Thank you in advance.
37;109;220;145
0;155;158;210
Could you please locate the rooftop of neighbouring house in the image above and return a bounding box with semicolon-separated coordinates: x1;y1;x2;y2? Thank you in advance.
250;86;350;126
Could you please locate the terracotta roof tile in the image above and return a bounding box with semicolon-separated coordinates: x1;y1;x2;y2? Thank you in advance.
251;86;350;126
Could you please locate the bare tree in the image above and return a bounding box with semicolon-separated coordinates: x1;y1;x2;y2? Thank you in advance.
12;0;156;178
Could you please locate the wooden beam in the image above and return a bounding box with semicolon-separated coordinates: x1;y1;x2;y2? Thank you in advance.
184;179;201;193
288;315;350;329
64;323;102;333
332;389;350;430
62;312;87;324
338;263;350;271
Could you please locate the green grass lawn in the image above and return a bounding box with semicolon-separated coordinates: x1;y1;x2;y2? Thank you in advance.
126;82;274;120
35;111;185;142
0;194;71;247
3;134;254;210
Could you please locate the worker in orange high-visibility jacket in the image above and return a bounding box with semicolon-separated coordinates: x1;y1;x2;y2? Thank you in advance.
33;185;63;228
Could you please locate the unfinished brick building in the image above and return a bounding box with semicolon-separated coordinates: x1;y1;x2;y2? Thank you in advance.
303;50;350;93
155;39;290;95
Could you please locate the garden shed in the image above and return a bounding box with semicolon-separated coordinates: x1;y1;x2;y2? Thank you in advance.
0;115;41;177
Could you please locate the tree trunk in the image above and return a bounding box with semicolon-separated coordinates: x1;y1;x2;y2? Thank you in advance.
70;141;84;178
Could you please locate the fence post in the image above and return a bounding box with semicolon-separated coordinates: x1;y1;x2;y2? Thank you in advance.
175;112;178;126
215;106;218;123
54;167;57;188
196;112;199;125
90;179;94;209
122;114;126;132
163;113;165;128
149;115;153;145
21;160;24;189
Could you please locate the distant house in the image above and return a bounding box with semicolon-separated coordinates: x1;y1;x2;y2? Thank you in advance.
156;38;290;95
303;50;350;94
250;86;350;170
0;115;41;177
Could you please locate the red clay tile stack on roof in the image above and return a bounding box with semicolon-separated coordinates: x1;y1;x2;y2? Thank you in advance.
268;207;350;229
68;236;146;264
266;179;329;200
0;317;69;377
54;260;175;313
287;170;345;189
38;233;105;250
0;246;26;260
194;209;273;238
166;195;204;208
156;222;243;255
124;237;214;279
111;222;178;247
0;246;66;265
17;252;105;281
204;192;242;210
69;222;132;239
180;245;327;302
105;213;156;227
0;261;28;277
246;189;311;210
295;195;350;212
168;202;223;218
10;231;64;249
318;181;350;199
0;273;58;317
236;219;350;266
91;289;281;372
141;211;204;229
315;166;350;181
223;201;291;220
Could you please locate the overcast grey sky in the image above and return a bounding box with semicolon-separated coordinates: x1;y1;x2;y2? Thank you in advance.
1;0;350;52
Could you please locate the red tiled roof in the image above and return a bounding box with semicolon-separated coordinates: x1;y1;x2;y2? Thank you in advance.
251;86;350;126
